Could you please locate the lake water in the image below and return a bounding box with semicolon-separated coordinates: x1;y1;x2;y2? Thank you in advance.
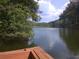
32;28;79;59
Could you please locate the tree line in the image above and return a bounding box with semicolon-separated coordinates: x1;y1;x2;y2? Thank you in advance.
0;0;39;51
50;2;79;28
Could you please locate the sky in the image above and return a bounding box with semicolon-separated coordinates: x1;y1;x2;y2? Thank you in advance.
35;0;70;22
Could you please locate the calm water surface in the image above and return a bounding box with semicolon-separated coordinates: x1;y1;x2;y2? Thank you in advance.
32;28;79;59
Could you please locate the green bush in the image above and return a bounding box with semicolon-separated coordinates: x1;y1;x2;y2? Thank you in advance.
0;0;39;51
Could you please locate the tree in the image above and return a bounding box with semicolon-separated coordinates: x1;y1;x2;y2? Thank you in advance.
59;2;79;28
0;0;39;51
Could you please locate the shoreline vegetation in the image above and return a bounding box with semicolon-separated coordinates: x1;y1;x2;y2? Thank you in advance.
0;0;39;51
33;22;52;27
49;2;79;29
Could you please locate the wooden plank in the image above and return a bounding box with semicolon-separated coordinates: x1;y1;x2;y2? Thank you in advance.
0;47;54;59
0;51;30;59
32;47;53;59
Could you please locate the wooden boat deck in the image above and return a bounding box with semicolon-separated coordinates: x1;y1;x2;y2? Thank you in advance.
0;47;54;59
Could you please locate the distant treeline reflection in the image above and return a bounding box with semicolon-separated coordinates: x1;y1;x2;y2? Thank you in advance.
59;28;79;54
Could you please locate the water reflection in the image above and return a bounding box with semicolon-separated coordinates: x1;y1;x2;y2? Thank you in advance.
33;28;75;59
59;28;79;54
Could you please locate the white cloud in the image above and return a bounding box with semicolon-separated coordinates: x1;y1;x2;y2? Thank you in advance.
34;0;37;2
36;0;70;22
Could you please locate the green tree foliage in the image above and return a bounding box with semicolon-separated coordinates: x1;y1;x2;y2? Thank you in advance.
33;22;51;27
59;2;79;28
0;0;39;51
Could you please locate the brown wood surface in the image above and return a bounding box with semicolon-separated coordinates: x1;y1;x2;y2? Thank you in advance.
0;47;54;59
